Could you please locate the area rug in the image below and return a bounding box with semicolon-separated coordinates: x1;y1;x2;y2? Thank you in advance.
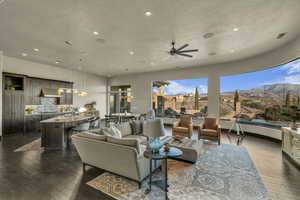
86;144;269;200
14;138;43;152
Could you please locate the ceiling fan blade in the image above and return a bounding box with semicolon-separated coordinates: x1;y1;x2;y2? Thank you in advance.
176;44;189;51
177;49;199;53
177;53;193;58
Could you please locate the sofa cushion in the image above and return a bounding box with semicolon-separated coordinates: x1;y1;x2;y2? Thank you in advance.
130;120;143;135
173;127;189;133
107;136;140;154
115;122;132;137
124;135;147;144
201;129;217;137
102;127;122;138
77;132;107;141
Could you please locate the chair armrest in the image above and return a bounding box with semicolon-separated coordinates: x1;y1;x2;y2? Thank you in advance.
172;121;180;129
188;123;193;133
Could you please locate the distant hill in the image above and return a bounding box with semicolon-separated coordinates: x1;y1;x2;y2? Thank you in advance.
240;83;300;95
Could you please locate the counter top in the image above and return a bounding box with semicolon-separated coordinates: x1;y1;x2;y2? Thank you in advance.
25;111;73;116
40;115;94;123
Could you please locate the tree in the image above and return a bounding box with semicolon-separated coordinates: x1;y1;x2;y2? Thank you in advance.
234;90;240;111
285;91;291;107
194;87;199;110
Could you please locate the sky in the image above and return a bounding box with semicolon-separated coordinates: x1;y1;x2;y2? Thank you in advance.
153;58;300;94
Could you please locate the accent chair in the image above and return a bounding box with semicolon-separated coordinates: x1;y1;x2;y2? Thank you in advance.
172;115;193;138
198;117;221;145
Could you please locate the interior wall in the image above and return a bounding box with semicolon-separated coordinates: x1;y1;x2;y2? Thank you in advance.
109;35;300;117
3;56;107;117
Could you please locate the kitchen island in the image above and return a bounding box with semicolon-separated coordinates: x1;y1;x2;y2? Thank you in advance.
40;115;94;150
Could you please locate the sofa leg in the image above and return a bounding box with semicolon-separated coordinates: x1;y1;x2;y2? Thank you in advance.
138;182;142;189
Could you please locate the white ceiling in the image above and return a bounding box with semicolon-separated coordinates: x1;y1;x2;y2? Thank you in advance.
1;0;300;77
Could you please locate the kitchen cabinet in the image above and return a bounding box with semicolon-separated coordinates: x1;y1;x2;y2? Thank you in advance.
25;77;73;105
3;90;25;134
25;115;42;133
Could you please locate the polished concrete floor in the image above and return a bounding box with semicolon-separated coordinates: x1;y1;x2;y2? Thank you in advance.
0;129;300;200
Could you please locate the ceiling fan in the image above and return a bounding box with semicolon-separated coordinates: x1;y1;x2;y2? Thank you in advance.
169;41;199;58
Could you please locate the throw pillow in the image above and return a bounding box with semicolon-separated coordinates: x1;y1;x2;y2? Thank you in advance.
115;122;132;137
110;126;122;138
102;127;122;138
107;136;140;154
130;120;143;135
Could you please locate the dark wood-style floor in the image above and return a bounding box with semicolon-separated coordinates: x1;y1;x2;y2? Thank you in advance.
0;129;300;200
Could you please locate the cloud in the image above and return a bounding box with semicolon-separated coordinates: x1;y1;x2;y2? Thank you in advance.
283;74;300;84
279;59;300;74
164;81;207;95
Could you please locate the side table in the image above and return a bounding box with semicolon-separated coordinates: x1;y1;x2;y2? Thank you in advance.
144;147;182;200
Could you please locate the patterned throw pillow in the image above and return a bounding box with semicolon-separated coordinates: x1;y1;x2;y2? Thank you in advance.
130;120;143;135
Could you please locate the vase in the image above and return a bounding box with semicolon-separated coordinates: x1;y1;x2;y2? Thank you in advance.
149;137;163;153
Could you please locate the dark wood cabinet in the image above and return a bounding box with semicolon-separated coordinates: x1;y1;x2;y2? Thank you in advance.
3;73;73;135
24;77;73;105
3;90;25;135
25;115;42;133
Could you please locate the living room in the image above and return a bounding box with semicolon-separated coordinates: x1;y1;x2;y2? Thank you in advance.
1;0;300;200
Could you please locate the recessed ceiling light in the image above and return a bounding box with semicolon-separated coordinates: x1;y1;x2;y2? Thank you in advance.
230;49;235;53
21;53;27;57
233;27;239;32
64;41;72;46
55;60;61;64
277;32;287;39
93;31;99;35
129;51;134;55
33;48;39;52
144;11;152;16
203;32;214;39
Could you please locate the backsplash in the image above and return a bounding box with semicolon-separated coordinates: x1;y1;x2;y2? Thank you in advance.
25;98;74;114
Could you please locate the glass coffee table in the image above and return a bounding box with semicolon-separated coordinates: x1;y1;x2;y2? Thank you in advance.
144;147;182;200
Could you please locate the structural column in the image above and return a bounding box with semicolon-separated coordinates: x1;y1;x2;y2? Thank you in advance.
0;51;3;139
207;74;220;118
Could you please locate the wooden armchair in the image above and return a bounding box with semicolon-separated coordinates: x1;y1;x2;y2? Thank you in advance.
172;116;193;138
198;117;221;145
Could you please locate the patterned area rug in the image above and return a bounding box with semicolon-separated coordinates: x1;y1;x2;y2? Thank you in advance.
87;144;269;200
14;138;43;152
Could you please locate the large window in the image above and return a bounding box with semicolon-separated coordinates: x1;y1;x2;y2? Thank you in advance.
220;59;300;126
152;78;208;118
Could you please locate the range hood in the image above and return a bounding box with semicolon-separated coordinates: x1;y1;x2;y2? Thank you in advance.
40;88;62;98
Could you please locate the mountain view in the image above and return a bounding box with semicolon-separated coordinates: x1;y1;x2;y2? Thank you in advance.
220;83;300;123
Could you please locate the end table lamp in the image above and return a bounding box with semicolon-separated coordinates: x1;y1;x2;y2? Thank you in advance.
143;119;165;153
